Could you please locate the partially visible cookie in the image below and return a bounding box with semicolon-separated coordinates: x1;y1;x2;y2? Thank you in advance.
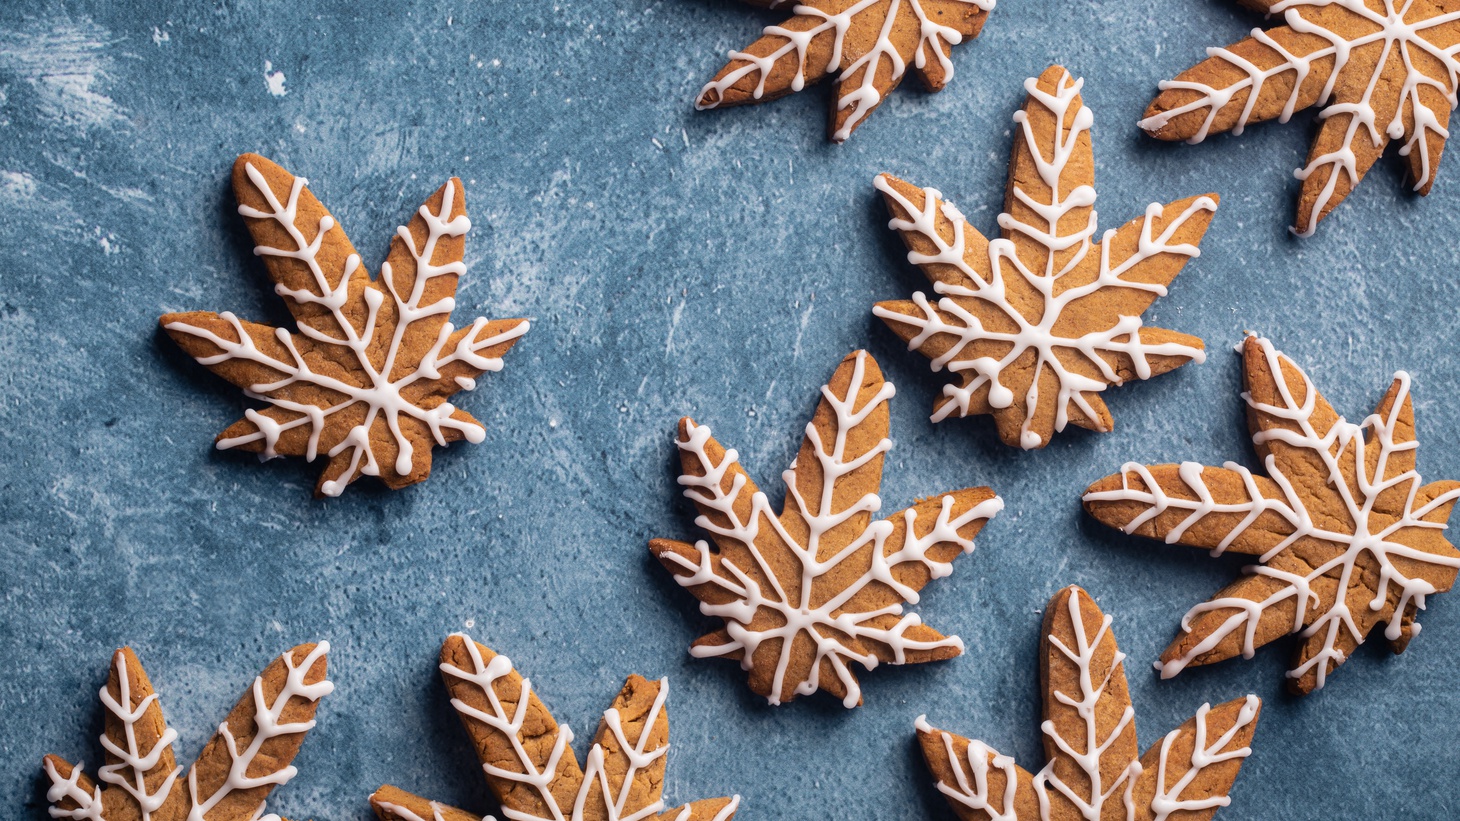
697;0;994;141
370;634;739;821
917;587;1260;820
651;350;1002;707
43;643;333;821
875;66;1216;449
1140;0;1460;235
162;154;529;497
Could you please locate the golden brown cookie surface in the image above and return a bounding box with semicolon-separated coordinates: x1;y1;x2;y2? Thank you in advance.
875;66;1217;450
916;587;1261;821
1140;0;1460;236
1084;334;1460;693
650;350;1002;707
696;0;993;141
43;643;332;821
371;635;739;821
162;154;529;497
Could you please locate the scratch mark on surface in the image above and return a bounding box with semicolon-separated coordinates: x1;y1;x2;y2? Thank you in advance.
663;299;685;354
0;16;127;130
790;294;815;362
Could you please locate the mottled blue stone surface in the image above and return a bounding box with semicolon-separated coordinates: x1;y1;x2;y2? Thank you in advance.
3;2;1460;819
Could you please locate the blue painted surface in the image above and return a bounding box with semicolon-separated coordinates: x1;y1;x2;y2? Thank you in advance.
3;1;1460;819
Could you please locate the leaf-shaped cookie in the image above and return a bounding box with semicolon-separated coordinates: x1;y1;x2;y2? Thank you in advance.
43;643;333;821
875;66;1217;449
917;587;1261;821
162;154;530;497
1140;0;1460;235
696;0;994;141
371;634;739;821
650;350;1003;707
1084;334;1460;693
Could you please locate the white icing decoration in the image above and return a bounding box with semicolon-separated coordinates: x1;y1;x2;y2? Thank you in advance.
916;590;1258;821
1147;696;1261;821
186;642;334;821
915;717;1020;821
1083;336;1460;689
659;351;1004;707
374;797;482;821
697;0;994;141
165;162;529;496
43;758;105;821
440;635;740;821
1032;591;1139;818
875;69;1213;448
1139;0;1460;236
45;644;333;821
97;651;181;820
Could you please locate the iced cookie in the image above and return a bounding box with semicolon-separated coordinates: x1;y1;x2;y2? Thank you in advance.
162;154;529;497
917;587;1260;821
43;643;332;821
875;66;1217;449
697;0;994;141
370;634;739;821
650;350;1002;707
1084;335;1460;693
1140;0;1460;236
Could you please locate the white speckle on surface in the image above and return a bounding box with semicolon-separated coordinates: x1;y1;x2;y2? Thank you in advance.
0;171;38;202
151;26;169;45
264;60;287;96
92;226;121;255
464;618;475;629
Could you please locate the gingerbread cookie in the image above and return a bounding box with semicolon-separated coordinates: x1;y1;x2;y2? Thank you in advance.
650;350;1002;707
1140;0;1460;236
696;0;994;142
162;154;530;497
917;587;1261;821
371;634;739;821
875;66;1218;449
44;643;332;821
1084;335;1460;693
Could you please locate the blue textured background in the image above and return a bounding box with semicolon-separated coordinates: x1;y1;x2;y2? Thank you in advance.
4;1;1460;819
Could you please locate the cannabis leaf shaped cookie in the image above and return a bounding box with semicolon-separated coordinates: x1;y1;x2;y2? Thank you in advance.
650;351;1003;708
370;634;739;821
1084;335;1460;693
1141;0;1460;236
696;0;994;141
874;66;1219;450
44;643;332;821
162;154;530;497
917;587;1261;821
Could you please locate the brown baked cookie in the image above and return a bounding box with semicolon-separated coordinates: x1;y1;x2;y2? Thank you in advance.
650;350;1002;707
875;66;1217;450
696;0;993;141
1084;334;1460;693
370;634;739;821
1139;0;1460;236
917;587;1261;821
162;154;529;497
43;643;333;821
